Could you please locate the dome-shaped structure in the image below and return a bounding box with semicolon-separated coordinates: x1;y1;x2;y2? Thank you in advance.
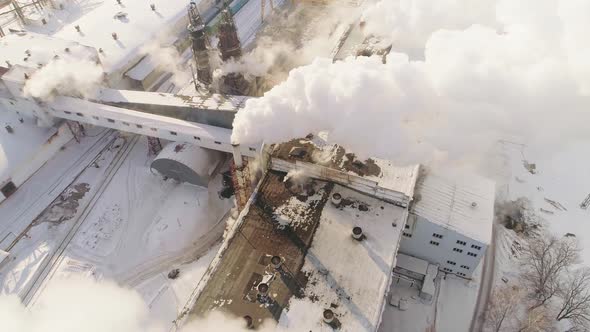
151;142;223;186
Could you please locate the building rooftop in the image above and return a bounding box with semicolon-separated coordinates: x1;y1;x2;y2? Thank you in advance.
93;88;250;113
187;170;406;331
270;137;420;206
0;32;99;69
395;253;429;276
51;0;190;74
411;171;496;244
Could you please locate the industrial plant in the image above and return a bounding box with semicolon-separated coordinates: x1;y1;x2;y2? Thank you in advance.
5;0;583;331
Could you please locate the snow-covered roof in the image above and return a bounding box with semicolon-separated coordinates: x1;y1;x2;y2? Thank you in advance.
278;185;407;331
233;0;288;48
124;55;157;81
52;0;189;74
92;88;250;112
0;32;98;69
411;172;496;244
271;138;420;206
185;171;408;331
395;253;429;276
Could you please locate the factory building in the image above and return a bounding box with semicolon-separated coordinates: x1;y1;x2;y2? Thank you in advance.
400;172;495;278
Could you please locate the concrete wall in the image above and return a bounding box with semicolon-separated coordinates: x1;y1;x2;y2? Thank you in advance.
399;214;486;278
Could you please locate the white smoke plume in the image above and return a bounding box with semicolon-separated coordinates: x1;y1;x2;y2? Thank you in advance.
0;276;277;332
360;0;498;59
0;277;162;332
232;0;590;168
23;46;104;100
220;1;364;89
140;42;191;88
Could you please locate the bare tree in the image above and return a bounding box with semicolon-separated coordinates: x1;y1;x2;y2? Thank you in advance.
486;284;521;332
521;236;580;308
556;268;590;329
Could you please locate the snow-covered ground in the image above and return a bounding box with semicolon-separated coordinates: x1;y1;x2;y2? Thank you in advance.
0;125;234;328
499;140;590;261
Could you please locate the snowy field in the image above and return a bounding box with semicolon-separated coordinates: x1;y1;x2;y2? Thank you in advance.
0;127;234;327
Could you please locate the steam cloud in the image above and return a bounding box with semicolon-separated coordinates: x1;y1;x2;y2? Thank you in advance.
232;0;590;167
0;276;275;332
23;50;104;101
0;277;162;332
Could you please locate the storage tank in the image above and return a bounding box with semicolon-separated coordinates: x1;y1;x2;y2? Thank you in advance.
150;142;223;187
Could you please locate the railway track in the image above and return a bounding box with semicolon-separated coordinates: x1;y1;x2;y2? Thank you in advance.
21;134;140;306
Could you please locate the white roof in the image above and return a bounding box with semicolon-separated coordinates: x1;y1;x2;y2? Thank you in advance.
125;55;156;81
365;159;420;199
412;172;496;244
0;32;98;69
233;0;288;48
278;185;407;331
395;253;429;276
92;88;250;112
52;0;190;73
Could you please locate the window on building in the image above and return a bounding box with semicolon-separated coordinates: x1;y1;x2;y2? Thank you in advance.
122;122;130;126
107;118;115;123
446;260;456;266
214;141;222;145
429;240;439;246
194;136;201;140
453;248;463;253
467;252;478;257
136;124;143;129
443;267;453;273
456;240;466;246
169;131;177;136
76;112;84;117
150;128;157;132
460;265;470;270
64;111;72;115
402;232;412;238
92;116;99;120
458;272;466;277
249;147;256;152
432;233;443;239
405;224;410;229
471;244;482;250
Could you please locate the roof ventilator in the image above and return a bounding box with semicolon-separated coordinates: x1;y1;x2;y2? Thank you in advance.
331;193;342;206
257;283;269;303
352;226;364;241
271;255;282;269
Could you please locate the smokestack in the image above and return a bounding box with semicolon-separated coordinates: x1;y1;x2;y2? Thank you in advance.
352;226;364;241
257;283;269;303
243;315;253;329
331;193;342;206
217;4;250;95
323;309;335;324
188;1;212;86
232;143;244;168
270;255;282;269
